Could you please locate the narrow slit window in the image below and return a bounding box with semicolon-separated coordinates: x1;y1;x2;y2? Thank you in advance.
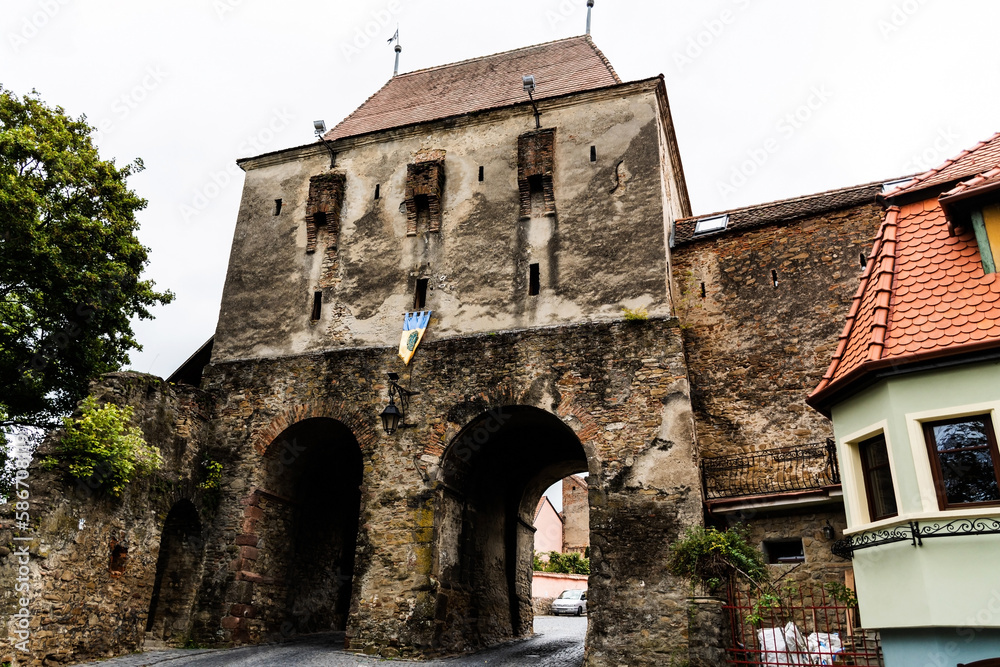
414;278;428;310
109;540;128;576
771;269;779;287
700;282;706;299
590;146;597;162
478;166;484;182
859;252;867;269
273;199;282;215
374;184;380;200
311;291;322;321
529;263;540;296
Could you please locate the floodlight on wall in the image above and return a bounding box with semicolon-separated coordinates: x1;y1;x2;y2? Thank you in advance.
313;119;337;168
380;372;419;435
522;75;541;129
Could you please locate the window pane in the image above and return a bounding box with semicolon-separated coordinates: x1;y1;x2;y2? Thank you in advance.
859;435;898;521
927;415;1000;507
931;420;989;451
937;449;1000;504
869;467;898;519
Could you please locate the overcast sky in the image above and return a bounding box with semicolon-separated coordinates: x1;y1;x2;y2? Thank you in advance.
4;0;1000;379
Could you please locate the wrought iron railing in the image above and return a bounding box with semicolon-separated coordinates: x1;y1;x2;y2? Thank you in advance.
702;440;841;501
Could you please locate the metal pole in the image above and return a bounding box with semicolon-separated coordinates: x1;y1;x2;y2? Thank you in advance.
586;0;594;35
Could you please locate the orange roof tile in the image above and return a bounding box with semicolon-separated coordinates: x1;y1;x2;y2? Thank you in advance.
883;132;1000;198
810;136;1000;412
324;36;621;142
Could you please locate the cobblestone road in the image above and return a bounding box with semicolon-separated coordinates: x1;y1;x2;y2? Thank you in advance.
79;616;586;666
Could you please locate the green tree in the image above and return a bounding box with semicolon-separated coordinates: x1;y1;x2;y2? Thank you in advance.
41;396;162;497
0;86;172;431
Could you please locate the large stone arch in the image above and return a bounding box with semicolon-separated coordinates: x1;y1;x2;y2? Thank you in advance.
249;402;379;456
430;404;595;653
222;416;365;644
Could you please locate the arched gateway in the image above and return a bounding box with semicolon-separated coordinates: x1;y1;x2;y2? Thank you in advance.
229;417;363;640
432;405;592;652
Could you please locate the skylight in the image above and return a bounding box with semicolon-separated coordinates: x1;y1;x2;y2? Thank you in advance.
881;178;914;194
694;214;729;235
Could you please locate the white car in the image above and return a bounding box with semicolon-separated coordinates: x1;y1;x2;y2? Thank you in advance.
551;589;587;616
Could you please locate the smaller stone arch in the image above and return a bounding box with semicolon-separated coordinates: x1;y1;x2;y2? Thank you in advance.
145;499;205;646
250;401;378;456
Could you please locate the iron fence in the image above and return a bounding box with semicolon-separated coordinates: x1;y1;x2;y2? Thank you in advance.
724;581;883;666
702;440;841;500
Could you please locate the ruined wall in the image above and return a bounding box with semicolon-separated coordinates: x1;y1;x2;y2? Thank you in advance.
0;374;215;665
213;81;684;363
196;317;701;665
672;203;885;458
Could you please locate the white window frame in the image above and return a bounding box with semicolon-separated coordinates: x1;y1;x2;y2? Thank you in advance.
840;420;902;528
905;400;1000;516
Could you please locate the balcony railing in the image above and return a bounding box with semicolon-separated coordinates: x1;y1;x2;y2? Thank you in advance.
701;440;840;501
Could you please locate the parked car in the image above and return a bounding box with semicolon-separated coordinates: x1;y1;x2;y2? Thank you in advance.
551;589;587;616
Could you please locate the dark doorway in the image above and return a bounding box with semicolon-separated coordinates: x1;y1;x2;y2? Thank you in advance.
146;500;205;644
433;406;589;652
260;418;363;637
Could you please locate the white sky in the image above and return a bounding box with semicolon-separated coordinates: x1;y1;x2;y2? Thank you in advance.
4;0;1000;379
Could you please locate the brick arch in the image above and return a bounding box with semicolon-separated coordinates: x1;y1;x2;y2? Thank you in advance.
250;402;378;455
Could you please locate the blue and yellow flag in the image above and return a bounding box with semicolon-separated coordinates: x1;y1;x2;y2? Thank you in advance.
398;311;431;365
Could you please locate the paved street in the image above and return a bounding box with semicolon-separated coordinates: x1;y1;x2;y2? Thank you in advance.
80;616;586;666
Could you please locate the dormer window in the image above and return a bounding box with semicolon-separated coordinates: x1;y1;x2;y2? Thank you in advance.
970;203;1000;274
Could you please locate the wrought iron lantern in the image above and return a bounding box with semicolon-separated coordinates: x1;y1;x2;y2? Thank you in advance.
380;372;417;435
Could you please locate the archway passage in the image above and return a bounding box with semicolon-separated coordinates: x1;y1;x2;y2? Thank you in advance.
434;406;589;652
146;499;205;644
259;418;363;636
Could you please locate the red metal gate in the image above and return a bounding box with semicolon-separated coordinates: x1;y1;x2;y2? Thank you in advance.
723;582;883;666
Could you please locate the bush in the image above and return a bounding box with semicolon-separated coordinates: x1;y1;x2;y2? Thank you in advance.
533;551;590;575
44;397;161;497
666;525;768;595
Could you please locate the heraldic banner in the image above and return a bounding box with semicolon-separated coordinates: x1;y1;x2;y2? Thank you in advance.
398;311;431;365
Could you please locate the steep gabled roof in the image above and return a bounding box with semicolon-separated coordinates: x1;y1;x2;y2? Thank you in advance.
882;132;1000;199
809;139;1000;413
325;36;621;142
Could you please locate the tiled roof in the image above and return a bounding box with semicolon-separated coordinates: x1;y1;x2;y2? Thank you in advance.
566;474;589;490
674;180;887;245
534;495;562;523
325;36;621;142
882;132;1000;199
810;157;1000;410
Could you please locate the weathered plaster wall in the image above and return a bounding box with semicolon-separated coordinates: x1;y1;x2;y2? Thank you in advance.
213;83;680;363
0;374;216;666
672;203;885;458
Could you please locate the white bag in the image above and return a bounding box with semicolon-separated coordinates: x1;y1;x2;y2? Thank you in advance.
757;623;806;665
805;631;843;665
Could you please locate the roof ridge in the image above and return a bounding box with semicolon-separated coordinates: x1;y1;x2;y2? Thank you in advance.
811;206;900;397
389;35;593;79
584;35;621;83
884;131;1000;198
677;177;893;224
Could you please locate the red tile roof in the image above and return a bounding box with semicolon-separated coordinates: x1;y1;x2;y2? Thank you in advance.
325;36;621;142
882;132;1000;198
810;145;1000;411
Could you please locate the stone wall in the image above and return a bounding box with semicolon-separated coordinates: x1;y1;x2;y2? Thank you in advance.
195;317;701;665
0;373;216;665
672;203;885;458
